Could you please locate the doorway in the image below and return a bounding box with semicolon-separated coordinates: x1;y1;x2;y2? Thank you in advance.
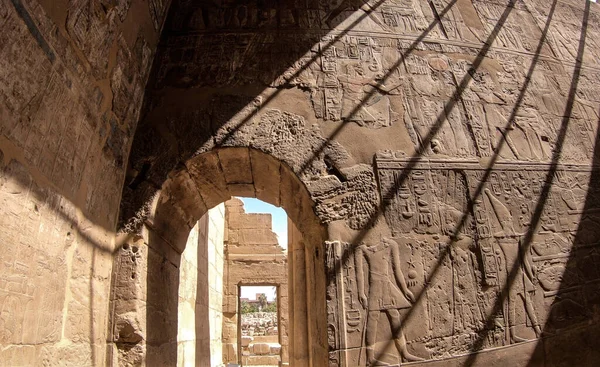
238;285;282;366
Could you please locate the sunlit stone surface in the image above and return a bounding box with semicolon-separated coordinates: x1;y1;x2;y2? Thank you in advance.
1;0;600;365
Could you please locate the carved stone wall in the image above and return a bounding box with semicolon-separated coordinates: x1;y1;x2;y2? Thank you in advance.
327;155;600;365
0;0;169;364
121;0;600;365
2;0;600;366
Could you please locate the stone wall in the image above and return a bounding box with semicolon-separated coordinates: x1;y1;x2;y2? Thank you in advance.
0;0;169;365
2;0;600;366
121;0;600;365
222;198;289;366
177;217;205;366
177;203;225;367
287;218;310;367
208;204;226;367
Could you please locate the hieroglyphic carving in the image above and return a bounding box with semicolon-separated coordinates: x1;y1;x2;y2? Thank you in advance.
431;0;485;43
327;241;347;366
312;35;403;128
402;54;475;157
377;0;432;35
150;22;596;167
327;238;425;366
355;237;424;365
0;260;34;343
450;56;567;161
330;154;600;363
66;0;119;79
327;241;362;366
472;0;540;52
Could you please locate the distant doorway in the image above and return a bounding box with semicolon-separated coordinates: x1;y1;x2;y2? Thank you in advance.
238;285;282;366
222;198;289;366
120;148;327;367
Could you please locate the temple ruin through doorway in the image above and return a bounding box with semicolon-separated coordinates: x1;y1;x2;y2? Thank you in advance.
223;198;289;366
238;286;282;366
110;148;327;366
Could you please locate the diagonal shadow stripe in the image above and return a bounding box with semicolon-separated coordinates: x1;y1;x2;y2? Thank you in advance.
210;0;392;148
296;0;459;177
320;0;591;363
326;0;520;312
461;2;590;364
371;0;589;364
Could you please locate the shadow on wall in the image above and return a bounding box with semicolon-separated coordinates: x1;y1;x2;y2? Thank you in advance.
15;0;600;366
111;0;600;366
133;147;327;366
326;1;600;365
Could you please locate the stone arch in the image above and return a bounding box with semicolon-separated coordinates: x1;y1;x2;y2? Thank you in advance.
112;147;328;366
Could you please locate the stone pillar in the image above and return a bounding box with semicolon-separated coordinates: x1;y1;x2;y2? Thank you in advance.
177;221;201;366
279;283;290;366
176;203;225;367
110;236;148;367
194;214;211;366
222;272;238;363
287;222;295;366
208;204;226;366
289;219;309;367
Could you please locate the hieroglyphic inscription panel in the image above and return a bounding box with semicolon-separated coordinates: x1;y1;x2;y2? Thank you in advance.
327;153;600;365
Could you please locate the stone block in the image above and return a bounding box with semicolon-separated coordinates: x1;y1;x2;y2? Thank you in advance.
223;343;238;363
252;343;271;355
228;212;272;230
241;336;254;347
237;228;279;246
222;322;237;341
218;148;253;184
163;169;208;226
186;151;231;208
250;149;281;207
244;355;280;365
270;344;282;355
223;294;237;314
150;196;192;254
225;198;245;213
228;183;256;197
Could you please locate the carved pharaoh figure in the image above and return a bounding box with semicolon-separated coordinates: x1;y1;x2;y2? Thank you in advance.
497;237;542;343
355;237;424;365
484;189;542;342
484;188;516;237
513;108;553;160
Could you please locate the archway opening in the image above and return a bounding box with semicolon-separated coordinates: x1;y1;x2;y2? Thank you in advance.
111;148;327;366
176;196;291;366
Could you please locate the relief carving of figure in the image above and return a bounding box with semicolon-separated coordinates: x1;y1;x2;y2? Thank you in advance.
355;237;424;365
338;64;397;128
484;188;515;237
497;237;542;343
484;189;542;342
513;108;553;160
